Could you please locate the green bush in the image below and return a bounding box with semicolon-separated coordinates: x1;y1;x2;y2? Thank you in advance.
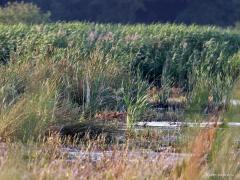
0;2;50;25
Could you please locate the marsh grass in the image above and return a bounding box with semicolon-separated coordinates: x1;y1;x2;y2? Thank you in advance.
0;111;238;180
207;128;240;179
0;22;240;179
123;74;149;129
224;78;240;122
1;23;240;135
0;123;238;180
0;141;169;180
0;48;128;141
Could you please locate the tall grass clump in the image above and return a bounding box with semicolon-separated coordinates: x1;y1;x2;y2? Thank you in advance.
122;74;149;129
0;48;126;141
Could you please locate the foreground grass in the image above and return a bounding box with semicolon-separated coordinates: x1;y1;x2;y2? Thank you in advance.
0;125;238;180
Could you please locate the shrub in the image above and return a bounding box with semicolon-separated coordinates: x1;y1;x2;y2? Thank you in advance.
0;2;50;24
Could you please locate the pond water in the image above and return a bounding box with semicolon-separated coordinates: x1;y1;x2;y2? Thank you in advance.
136;121;240;128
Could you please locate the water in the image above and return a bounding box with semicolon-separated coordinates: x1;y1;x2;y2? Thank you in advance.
136;121;240;128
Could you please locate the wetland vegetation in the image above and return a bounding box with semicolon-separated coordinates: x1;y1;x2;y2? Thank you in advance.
0;21;240;179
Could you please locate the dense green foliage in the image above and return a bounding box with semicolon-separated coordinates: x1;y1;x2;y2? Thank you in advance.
0;2;50;24
1;0;240;26
1;22;240;139
1;23;240;88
